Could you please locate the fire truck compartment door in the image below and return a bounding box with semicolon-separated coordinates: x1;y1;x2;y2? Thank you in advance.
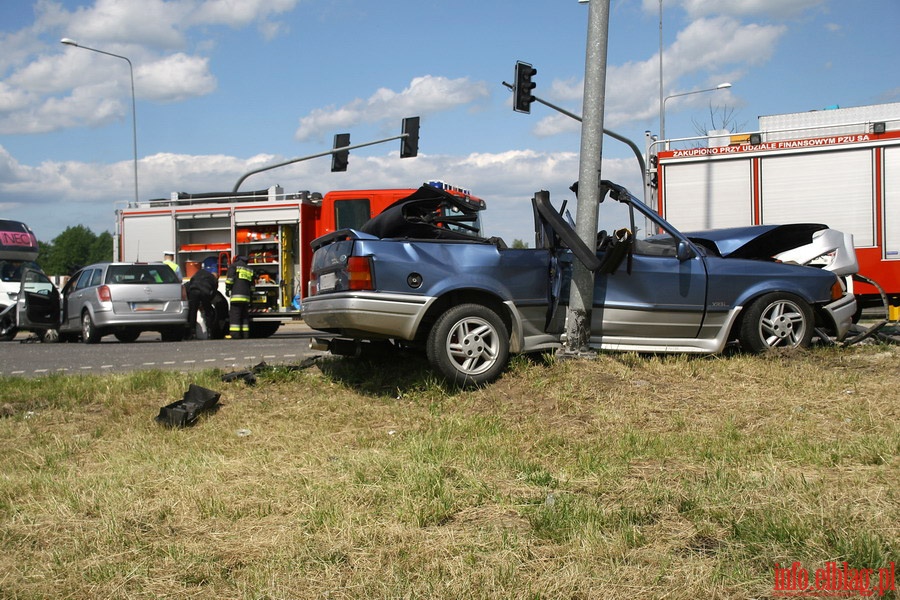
234;207;300;225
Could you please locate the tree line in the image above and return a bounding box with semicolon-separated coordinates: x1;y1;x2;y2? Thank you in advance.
37;226;114;276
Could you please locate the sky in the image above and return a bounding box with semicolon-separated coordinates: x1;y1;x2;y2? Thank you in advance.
1;0;898;245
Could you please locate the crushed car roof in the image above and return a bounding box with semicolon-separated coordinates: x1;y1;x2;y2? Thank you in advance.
359;184;485;240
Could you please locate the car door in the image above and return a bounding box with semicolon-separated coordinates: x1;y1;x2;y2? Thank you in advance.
62;268;95;331
531;191;601;334
16;268;61;329
591;196;708;342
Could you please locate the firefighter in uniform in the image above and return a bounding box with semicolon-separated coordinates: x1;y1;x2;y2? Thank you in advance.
224;255;254;339
186;266;218;339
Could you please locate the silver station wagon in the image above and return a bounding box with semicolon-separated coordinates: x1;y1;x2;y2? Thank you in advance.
16;262;188;343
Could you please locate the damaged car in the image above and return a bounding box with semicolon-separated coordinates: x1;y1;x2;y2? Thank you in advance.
303;181;858;386
12;262;188;343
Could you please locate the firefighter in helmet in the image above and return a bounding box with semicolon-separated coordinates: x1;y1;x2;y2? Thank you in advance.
224;255;254;339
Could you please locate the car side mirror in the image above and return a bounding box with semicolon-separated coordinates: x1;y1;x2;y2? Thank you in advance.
676;241;696;262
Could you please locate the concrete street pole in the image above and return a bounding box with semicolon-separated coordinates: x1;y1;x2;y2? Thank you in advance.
562;0;611;356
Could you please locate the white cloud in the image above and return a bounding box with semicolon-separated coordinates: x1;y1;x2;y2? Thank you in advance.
668;17;785;71
0;82;123;135
188;0;299;28
47;0;300;50
65;0;190;49
548;78;584;103
0;0;300;136
0;82;30;113
680;0;825;19
294;75;490;142
533;112;581;138
641;0;824;20
137;53;217;102
533;16;785;131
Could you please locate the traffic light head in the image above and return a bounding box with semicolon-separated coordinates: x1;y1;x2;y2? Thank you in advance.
514;61;537;113
331;133;350;172
401;116;419;158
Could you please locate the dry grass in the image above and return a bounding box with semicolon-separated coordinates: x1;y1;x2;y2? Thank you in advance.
0;343;898;599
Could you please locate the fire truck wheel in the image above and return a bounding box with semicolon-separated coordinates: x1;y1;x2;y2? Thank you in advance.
426;303;509;388
161;327;185;342
249;322;280;338
738;292;814;353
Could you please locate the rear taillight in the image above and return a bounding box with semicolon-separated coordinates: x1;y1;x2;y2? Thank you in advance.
347;256;374;291
97;285;112;302
181;284;188;301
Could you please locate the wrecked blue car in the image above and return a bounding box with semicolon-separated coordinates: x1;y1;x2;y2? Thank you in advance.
303;181;857;386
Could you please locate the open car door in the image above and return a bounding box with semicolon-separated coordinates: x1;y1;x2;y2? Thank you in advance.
16;268;60;330
532;190;602;333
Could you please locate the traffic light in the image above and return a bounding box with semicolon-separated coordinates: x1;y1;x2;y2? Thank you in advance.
513;61;537;113
331;133;350;172
401;116;419;158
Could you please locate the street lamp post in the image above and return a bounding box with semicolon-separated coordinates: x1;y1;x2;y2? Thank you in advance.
60;38;139;206
660;82;731;142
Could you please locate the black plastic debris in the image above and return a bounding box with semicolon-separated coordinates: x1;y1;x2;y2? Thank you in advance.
220;357;321;385
221;369;257;385
155;384;221;428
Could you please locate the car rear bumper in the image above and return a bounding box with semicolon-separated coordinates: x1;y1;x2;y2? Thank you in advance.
303;292;432;340
63;304;188;332
93;313;188;328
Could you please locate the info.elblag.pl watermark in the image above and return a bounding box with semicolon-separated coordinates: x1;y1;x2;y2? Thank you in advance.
774;561;896;597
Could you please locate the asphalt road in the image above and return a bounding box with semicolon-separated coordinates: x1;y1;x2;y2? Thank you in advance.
0;322;328;378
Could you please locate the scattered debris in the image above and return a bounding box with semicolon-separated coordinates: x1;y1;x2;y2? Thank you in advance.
221;369;257;385
155;384;221;428
220;357;321;385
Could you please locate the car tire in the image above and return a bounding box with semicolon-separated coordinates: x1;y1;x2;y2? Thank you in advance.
739;292;814;352
114;329;141;343
0;306;17;341
81;311;102;344
426;303;509;387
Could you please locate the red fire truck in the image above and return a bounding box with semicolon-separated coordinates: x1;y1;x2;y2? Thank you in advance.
116;181;477;338
650;102;900;313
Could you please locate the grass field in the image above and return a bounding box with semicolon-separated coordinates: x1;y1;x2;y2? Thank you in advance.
1;342;898;599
